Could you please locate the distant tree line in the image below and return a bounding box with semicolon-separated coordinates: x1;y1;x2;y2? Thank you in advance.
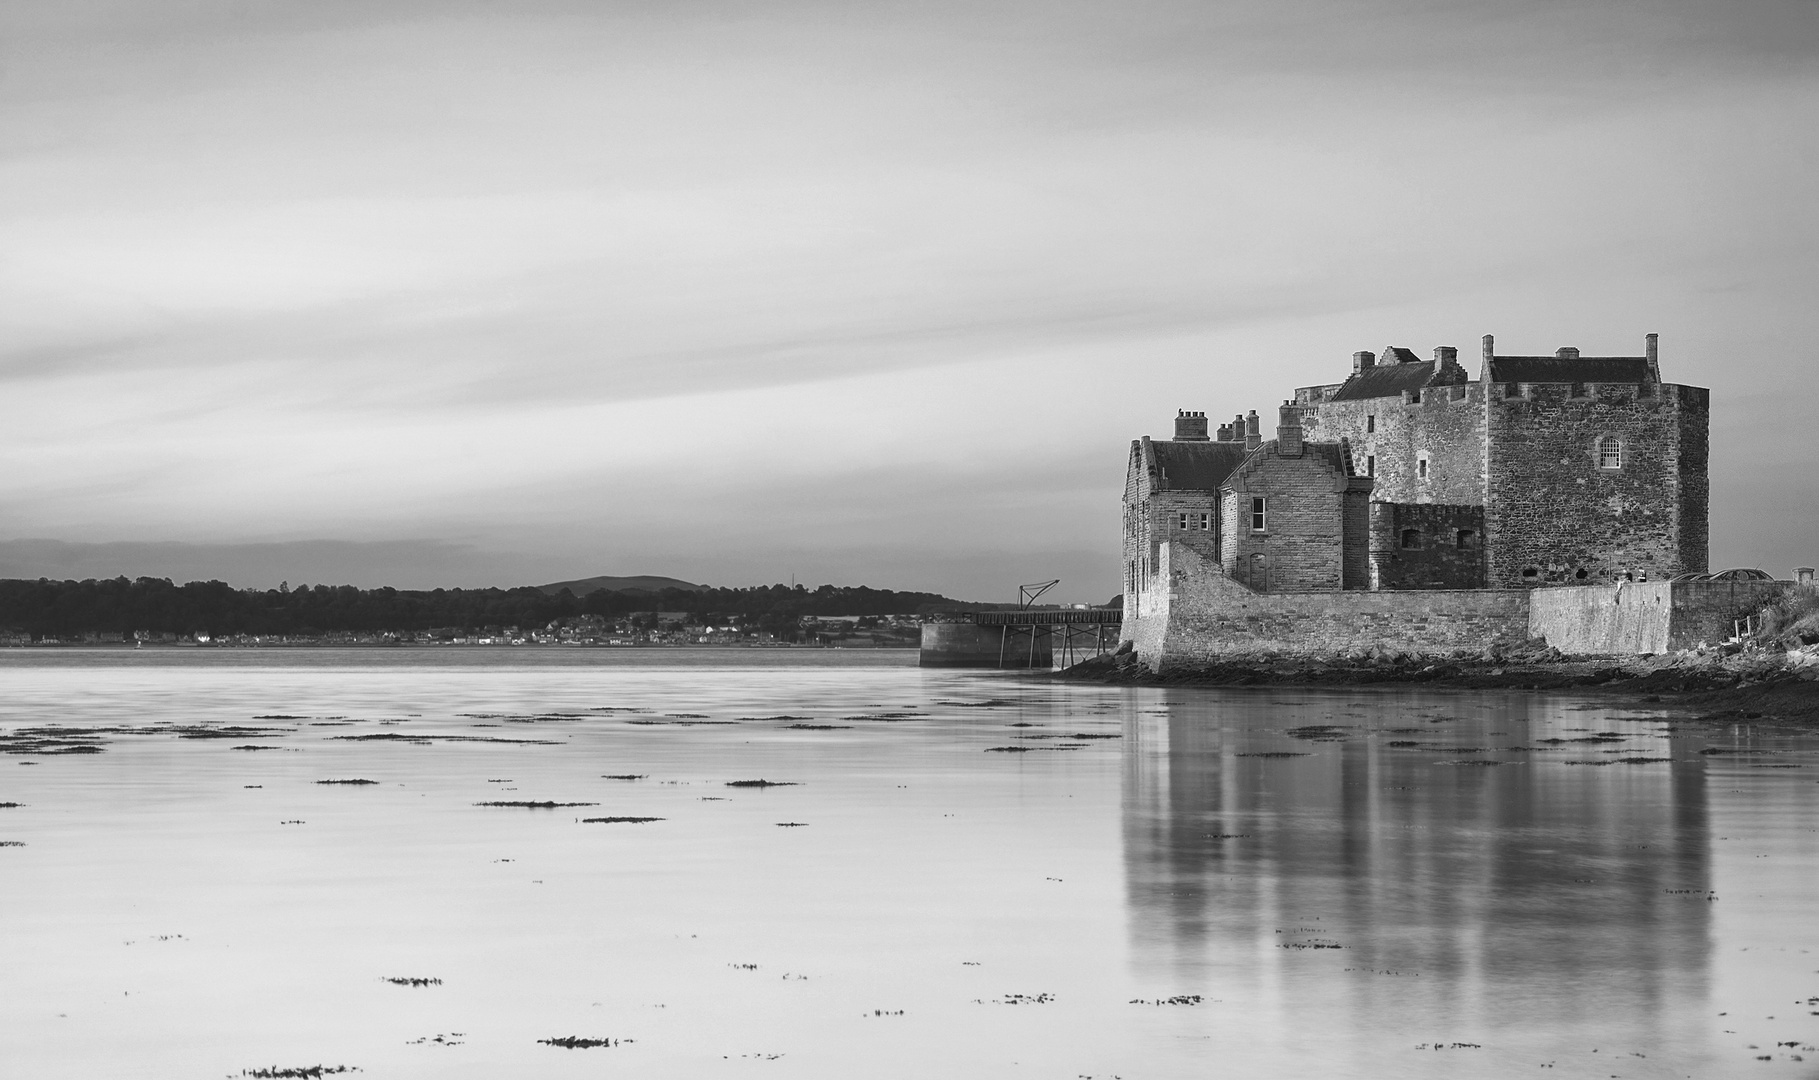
0;577;969;638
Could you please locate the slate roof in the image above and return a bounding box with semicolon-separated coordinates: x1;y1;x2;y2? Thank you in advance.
1327;359;1437;402
1487;356;1652;384
1151;440;1250;491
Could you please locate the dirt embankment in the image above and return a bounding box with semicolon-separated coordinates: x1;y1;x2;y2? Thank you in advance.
1059;642;1819;727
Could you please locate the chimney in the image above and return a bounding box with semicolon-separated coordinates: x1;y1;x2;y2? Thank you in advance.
1352;350;1376;375
1434;345;1458;368
1173;410;1209;441
1244;410;1261;450
1481;334;1495;363
1645;332;1660;381
1277;401;1303;457
1215;422;1234;442
1556;346;1580;359
1233;413;1246;441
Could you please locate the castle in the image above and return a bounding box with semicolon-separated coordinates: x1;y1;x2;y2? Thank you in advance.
1125;334;1709;602
1119;335;1749;664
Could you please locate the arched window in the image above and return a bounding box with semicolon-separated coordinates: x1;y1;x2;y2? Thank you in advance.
1597;436;1622;470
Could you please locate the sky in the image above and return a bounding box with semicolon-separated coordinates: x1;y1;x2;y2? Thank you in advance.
1;0;1815;604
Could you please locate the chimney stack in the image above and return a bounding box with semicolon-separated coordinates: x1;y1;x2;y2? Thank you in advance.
1277;401;1303;457
1434;345;1458;367
1233;414;1246;441
1352;350;1376;375
1244;410;1261;450
1555;346;1580;359
1645;332;1660;381
1215;422;1234;442
1481;334;1495;364
1173;410;1210;441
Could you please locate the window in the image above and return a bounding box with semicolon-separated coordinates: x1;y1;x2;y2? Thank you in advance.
1250;497;1267;532
1418;457;1429;479
1456;529;1475;549
1570;382;1588;398
1177;512;1189;530
1597;436;1622;469
1504;383;1522;398
1366;415;1375;433
1400;529;1422;550
1195;511;1211;531
1366;455;1376;477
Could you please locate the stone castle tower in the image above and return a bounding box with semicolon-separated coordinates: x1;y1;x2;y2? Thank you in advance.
1123;334;1708;599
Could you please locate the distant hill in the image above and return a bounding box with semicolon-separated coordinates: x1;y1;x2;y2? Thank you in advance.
537;574;705;597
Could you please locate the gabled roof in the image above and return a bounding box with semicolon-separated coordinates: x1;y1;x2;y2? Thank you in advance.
1221;439;1364;494
1327;359;1437;402
1150;440;1250;491
1486;356;1652;383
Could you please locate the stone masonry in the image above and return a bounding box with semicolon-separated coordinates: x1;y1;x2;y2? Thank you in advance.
1120;332;1715;661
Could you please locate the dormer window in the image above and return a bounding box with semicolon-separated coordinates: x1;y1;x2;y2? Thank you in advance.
1597;436;1622;470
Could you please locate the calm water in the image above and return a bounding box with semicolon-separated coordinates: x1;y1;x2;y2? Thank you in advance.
1;650;1816;1079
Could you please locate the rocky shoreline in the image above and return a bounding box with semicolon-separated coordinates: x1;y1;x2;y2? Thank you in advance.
1058;641;1819;726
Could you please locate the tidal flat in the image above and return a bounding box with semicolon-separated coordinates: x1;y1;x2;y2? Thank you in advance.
1;649;1816;1079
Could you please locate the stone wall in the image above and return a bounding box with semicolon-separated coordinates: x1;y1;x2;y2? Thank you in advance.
1528;579;1791;654
1125;543;1532;670
1300;381;1487;506
1124;438;1225;620
1122;544;1796;664
1370;502;1486;589
1675;387;1711;574
1484;381;1703;587
1220;444;1347;592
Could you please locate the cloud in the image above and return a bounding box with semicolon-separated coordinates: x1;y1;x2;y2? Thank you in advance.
0;0;1814;599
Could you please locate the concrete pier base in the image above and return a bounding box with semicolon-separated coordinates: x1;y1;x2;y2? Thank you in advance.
919;622;1052;668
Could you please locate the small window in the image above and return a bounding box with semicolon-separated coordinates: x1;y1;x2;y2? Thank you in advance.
1400;529;1422;550
1522;567;1539;579
1177;512;1189;530
1196;512;1211;531
1504;383;1522;398
1597;436;1622;469
1366;415;1375;433
1417;458;1429;479
1365;455;1376;477
1456;529;1475;549
1574;568;1590;581
1250;497;1267;532
1570;382;1588;398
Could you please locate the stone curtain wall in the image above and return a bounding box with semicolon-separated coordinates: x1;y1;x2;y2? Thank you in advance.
1120;544;1792;666
1369;502;1487;589
1129;544;1532;669
1484;382;1700;587
1526;579;1789;654
1299;382;1487;506
1220;446;1346;592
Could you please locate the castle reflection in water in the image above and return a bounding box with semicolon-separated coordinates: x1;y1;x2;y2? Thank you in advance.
1121;688;1710;1037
